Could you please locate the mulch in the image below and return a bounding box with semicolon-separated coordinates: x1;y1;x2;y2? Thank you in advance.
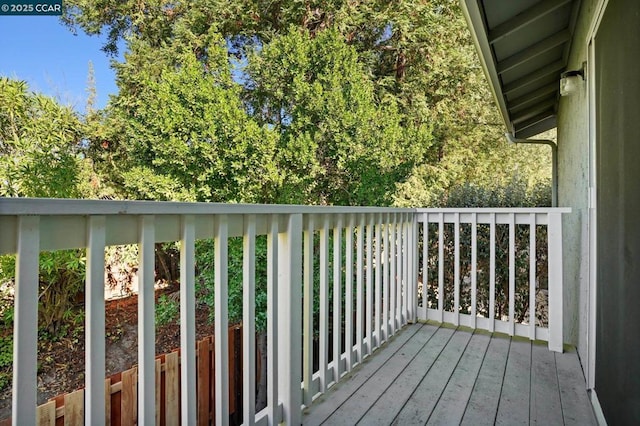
0;283;215;420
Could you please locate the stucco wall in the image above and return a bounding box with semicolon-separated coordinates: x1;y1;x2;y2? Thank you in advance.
556;0;597;365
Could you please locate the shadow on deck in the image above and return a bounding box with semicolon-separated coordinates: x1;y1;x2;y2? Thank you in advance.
303;323;597;425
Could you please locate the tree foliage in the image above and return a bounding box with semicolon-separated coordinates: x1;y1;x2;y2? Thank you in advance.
92;30;281;202
0;78;95;335
248;28;432;205
64;0;551;207
0;78;89;198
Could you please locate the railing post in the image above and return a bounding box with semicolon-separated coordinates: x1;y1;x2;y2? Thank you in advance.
242;215;257;425
548;212;564;352
267;216;279;423
214;215;230;425
333;215;343;381
420;213;428;321
302;215;314;407
345;215;354;371
13;216;39;426
410;213;418;323
86;216;106;426
278;213;303;425
137;215;155;426
438;213;444;323
180;215;197;425
319;215;329;393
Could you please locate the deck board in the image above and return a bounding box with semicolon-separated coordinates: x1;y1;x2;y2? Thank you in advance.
495;338;531;425
391;328;471;425
460;333;510;426
356;326;455;425
303;323;428;426
555;348;598;425
530;342;563;424
303;325;597;426
319;324;439;426
426;332;491;425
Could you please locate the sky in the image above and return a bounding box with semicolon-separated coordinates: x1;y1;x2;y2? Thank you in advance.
0;15;119;111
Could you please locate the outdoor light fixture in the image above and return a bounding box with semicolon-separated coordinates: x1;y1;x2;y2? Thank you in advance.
560;65;585;96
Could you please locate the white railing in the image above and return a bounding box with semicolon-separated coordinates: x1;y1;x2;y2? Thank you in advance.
0;199;418;425
0;200;569;425
416;208;570;352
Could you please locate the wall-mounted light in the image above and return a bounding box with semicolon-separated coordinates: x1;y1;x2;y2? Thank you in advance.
560;65;585;96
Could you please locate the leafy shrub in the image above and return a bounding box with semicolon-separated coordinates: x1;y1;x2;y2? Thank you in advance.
420;177;552;325
195;236;269;331
0;250;86;336
0;334;12;391
155;294;179;326
441;177;551;208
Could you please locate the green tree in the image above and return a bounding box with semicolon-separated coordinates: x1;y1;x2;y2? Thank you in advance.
0;78;94;335
91;29;281;202
0;78;88;198
63;0;552;207
248;27;432;205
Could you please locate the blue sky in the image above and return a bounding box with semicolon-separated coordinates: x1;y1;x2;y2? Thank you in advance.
0;15;119;111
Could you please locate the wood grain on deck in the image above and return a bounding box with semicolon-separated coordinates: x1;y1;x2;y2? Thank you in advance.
303;324;597;425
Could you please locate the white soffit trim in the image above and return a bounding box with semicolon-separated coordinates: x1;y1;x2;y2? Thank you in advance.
459;0;512;134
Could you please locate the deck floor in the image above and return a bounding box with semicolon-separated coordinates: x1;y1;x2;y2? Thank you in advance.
303;323;597;425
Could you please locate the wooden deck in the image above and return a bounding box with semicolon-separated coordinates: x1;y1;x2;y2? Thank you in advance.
303;323;597;425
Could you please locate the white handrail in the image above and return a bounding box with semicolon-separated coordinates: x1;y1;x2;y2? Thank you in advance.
415;209;569;352
0;198;570;425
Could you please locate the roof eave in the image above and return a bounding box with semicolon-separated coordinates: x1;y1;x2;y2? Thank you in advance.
459;0;513;135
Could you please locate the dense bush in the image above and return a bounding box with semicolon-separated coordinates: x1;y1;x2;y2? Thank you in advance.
419;177;552;326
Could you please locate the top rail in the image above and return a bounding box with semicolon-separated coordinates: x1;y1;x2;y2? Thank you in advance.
0;198;571;216
0;198;411;216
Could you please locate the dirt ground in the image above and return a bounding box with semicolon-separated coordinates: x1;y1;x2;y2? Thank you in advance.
0;283;215;420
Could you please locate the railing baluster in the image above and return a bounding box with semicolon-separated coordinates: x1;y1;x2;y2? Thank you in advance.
422;214;429;318
356;214;364;363
471;213;477;329
509;213;516;336
548;212;564;352
137;215;155;426
180;215;197;426
382;214;389;342
397;215;403;326
365;214;373;356
267;215;279;422
489;213;496;332
345;215;354;371
390;214;397;334
438;213;444;323
529;213;537;341
12;216;39;426
398;215;404;327
278;214;303;425
86;216;106;426
396;214;402;329
410;213;418;323
243;215;256;425
454;212;460;326
303;215;314;406
403;213;410;324
214;215;230;426
374;215;382;348
319;215;329;392
332;215;342;383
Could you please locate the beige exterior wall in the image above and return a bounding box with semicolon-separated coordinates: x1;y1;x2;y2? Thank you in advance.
556;0;597;366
